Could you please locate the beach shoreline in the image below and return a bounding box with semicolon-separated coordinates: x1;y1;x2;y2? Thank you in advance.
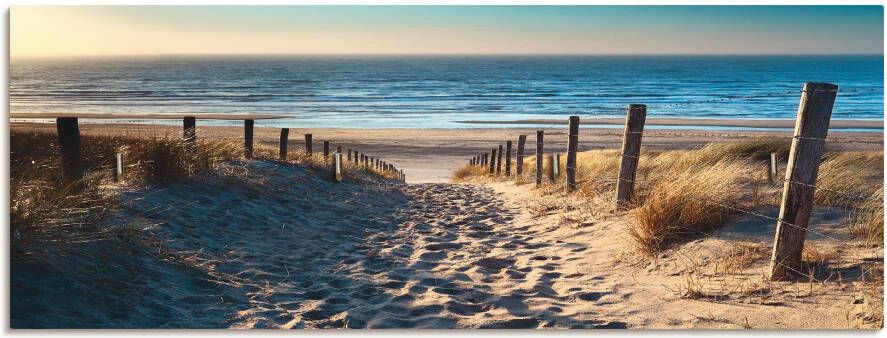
11;122;883;183
456;117;884;129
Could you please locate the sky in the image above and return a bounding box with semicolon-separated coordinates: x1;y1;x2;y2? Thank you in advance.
10;5;885;56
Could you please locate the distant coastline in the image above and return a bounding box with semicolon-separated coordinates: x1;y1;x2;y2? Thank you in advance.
455;117;884;130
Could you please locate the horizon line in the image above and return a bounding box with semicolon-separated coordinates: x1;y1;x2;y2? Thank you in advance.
12;52;886;58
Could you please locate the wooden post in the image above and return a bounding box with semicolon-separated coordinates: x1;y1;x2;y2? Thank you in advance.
56;117;83;185
305;134;313;156
536;130;543;187
244;119;254;159
616;104;647;210
768;152;778;183
182;116;197;155
549;153;559;181
336;146;342;157
769;82;838;280
489;148;497;175
348;149;352;162
115;152;123;182
323;141;330;160
505;141;513;177
482;153;487;166
566;116;579;191
332;153;343;182
279;128;290;160
496;144;503;175
516;135;526;175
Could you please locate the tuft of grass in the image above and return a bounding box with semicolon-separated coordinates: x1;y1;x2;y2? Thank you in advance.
815;151;883;207
627;159;754;255
848;185;884;247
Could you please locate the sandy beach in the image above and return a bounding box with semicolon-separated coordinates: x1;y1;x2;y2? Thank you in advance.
10;122;883;183
11;120;883;328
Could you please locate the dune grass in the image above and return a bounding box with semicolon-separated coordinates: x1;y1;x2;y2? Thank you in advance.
453;136;883;253
11;129;402;262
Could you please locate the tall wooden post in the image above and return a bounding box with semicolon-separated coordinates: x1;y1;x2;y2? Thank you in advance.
489;148;497;175
768;152;778;183
615;104;647;209
243;119;254;159
305;134;313;156
336;146;342;157
348;149;353;162
482;153;487;166
566;116;579;191
505;141;513;177
56;117;82;185
769;82;838;280
496;144;503;175
279;128;290;160
516;135;526;175
535;130;543;187
183;116;197;155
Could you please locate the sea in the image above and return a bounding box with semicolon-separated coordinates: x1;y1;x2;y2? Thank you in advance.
10;55;884;130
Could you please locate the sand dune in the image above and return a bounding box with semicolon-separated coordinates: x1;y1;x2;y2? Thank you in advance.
11;156;881;328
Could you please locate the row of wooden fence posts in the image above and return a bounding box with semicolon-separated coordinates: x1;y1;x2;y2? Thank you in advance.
463;82;838;281
54;116;405;186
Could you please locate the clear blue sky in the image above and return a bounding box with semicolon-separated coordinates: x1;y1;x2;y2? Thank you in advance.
11;5;885;56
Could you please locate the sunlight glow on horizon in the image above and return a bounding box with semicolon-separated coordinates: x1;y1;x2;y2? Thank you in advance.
10;6;885;57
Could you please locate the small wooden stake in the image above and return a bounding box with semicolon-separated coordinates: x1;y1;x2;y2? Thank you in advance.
516;135;526;175
566;116;579;192
536;130;543;187
769;82;838;280
549;153;559;181
332;152;343;182
616;104;647;210
115;152;123;182
323;141;330;160
489;148;497;175
768;152;778;183
305;134;313;156
244;119;254;159
279;128;290;160
182;116;197;155
56;117;83;185
496;144;503;175
505;141;513;177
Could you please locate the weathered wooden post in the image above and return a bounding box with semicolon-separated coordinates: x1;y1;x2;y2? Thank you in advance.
768;152;778;183
496;144;503;175
516;135;526;175
482;153;488;166
305;134;313;156
616;104;648;210
183;116;197;155
114;152;123;182
549;153;559;181
536;130;543;187
505;141;513;177
769;82;838;280
566;116;579;191
279;128;290;160
323;141;330;160
56;117;83;185
348;149;353;162
243;119;254;159
336;146;342;157
332;152;343;182
489;148;497;175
